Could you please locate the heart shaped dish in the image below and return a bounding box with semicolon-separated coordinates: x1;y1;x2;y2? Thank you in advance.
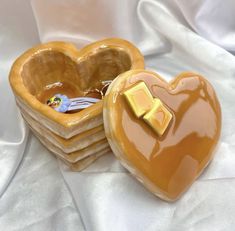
104;70;221;201
9;38;144;169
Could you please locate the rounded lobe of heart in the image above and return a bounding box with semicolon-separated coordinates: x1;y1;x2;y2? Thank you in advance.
104;70;221;201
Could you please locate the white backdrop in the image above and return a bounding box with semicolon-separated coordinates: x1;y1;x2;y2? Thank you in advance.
1;0;235;230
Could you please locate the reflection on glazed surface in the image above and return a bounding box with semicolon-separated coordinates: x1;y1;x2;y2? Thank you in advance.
22;49;130;102
109;71;221;200
10;39;145;140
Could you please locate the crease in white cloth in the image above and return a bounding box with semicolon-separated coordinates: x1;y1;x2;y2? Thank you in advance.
1;0;235;230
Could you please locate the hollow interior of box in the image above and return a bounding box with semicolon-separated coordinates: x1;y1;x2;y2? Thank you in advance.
21;48;132;107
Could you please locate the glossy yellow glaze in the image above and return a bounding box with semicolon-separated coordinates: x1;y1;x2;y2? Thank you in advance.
143;98;172;136
20;106;105;149
9;39;144;129
123;81;154;118
68;149;110;171
104;70;221;201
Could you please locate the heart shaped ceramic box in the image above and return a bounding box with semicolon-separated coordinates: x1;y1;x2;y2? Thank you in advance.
9;38;144;169
104;70;221;201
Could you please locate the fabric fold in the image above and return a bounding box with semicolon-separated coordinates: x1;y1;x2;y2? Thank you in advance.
1;0;235;229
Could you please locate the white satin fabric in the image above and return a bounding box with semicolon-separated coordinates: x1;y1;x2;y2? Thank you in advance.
1;0;235;230
0;0;84;230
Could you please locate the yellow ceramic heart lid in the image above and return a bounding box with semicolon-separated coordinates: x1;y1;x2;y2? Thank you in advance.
103;69;221;201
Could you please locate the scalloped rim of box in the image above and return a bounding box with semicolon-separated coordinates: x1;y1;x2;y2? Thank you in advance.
20;105;105;152
9;38;144;133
